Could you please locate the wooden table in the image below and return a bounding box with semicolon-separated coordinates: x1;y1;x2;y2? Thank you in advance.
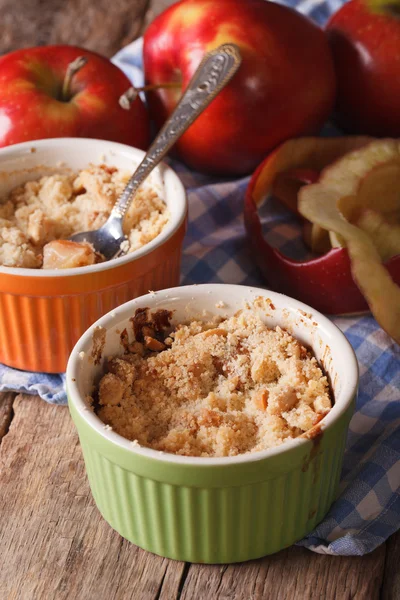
0;1;398;598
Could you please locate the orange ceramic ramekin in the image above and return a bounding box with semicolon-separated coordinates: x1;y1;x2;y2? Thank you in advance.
0;138;187;373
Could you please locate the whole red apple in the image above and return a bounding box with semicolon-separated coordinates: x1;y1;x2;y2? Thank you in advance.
0;45;150;149
326;0;400;136
143;0;336;176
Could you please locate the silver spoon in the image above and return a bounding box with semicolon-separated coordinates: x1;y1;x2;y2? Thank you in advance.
69;43;242;260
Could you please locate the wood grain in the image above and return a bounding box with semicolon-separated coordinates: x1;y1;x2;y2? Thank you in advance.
0;394;184;600
180;545;386;600
143;0;178;30
0;0;150;57
0;392;14;441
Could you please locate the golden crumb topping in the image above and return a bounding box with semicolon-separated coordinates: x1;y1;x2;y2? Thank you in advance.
93;308;332;458
0;164;169;268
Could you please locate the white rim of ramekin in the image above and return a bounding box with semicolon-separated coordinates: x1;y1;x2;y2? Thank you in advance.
67;284;359;467
0;138;187;278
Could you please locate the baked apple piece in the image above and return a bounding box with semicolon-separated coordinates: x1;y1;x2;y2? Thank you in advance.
42;239;97;269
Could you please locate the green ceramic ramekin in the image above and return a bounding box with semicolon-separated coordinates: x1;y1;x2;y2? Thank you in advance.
67;284;358;563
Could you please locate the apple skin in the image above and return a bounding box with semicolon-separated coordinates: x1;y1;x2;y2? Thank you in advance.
326;0;400;136
0;45;150;149
143;0;336;176
245;153;400;315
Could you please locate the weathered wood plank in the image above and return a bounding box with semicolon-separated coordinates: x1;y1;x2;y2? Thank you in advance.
144;0;177;29
0;0;150;57
0;392;14;441
0;394;184;600
382;530;400;600
0;0;178;57
180;544;386;600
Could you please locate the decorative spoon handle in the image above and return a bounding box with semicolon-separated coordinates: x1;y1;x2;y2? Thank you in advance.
109;43;241;221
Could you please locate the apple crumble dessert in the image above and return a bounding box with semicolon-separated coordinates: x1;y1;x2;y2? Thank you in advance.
0;164;169;269
92;306;332;457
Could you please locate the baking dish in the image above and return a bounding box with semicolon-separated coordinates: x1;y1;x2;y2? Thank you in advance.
67;284;358;563
0;138;187;372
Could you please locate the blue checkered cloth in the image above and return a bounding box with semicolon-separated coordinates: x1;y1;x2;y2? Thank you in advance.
1;0;399;557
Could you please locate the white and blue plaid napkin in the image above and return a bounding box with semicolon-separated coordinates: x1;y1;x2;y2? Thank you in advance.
1;0;399;557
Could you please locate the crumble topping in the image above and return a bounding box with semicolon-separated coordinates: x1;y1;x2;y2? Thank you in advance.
92;306;332;458
91;326;107;366
0;164;169;268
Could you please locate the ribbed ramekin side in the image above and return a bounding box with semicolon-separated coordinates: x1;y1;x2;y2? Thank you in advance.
0;247;182;372
78;434;347;564
278;438;345;548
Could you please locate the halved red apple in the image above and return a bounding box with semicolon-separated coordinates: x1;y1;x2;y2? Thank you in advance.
302;222;331;254
244;137;400;318
271;168;319;215
299;140;400;342
253;136;371;210
253;136;372;253
351;210;400;261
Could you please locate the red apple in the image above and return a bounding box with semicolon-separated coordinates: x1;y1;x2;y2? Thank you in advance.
143;0;336;176
0;45;150;149
326;0;400;136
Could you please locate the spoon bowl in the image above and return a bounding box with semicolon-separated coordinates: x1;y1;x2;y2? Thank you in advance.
70;219;126;261
69;43;241;260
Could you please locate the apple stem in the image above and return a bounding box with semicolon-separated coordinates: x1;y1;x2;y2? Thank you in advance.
119;82;181;110
62;56;88;101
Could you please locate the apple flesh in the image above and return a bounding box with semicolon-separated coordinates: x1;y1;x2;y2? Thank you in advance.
250;136;371;253
326;0;400;136
298;140;400;341
244;136;400;315
143;0;336;176
42;240;96;269
312;139;400;206
0;45;150;149
251;136;371;209
310;141;400;253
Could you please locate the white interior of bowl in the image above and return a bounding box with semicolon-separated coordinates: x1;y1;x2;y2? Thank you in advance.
67;284;359;466
0;138;187;277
